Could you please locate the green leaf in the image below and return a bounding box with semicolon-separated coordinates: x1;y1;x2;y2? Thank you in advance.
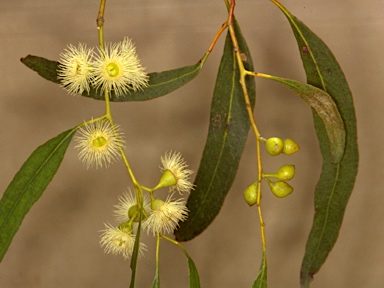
271;1;359;287
20;55;206;102
252;252;267;288
175;20;255;241
0;128;76;262
130;208;143;288
186;254;200;288
151;235;161;288
151;268;160;288
259;74;345;163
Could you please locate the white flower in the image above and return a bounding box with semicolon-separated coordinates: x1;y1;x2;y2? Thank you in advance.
114;190;151;223
100;223;146;260
144;194;189;236
92;37;148;97
57;43;94;95
75;120;124;169
158;151;194;194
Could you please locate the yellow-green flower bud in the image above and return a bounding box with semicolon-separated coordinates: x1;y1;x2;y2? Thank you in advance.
283;138;300;155
263;165;295;181
243;182;259;206
276;165;295;181
268;181;294;198
265;137;284;156
153;169;178;191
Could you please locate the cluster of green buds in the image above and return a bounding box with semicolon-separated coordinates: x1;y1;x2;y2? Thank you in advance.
263;137;300;198
263;165;295;198
265;137;300;156
243;136;300;205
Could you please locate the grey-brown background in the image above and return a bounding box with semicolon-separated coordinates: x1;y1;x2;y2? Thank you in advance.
0;0;382;287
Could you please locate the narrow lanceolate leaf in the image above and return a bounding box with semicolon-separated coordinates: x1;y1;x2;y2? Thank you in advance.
0;128;76;262
151;235;161;288
186;254;200;288
260;74;345;163
271;1;359;287
130;209;143;288
151;267;160;288
20;55;206;102
175;20;255;241
252;253;267;288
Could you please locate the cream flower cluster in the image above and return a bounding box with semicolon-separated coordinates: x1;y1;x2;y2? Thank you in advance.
100;191;151;260
58;37;148;96
100;152;193;260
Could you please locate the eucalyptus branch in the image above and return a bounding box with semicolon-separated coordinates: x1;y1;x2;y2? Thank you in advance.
1;1;358;287
227;0;267;263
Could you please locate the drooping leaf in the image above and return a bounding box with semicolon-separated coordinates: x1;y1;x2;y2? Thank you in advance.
186;254;200;288
252;253;267;288
258;74;345;163
20;54;206;102
175;20;255;241
151;235;161;288
0;128;76;262
271;1;359;287
151;264;160;288
130;208;143;288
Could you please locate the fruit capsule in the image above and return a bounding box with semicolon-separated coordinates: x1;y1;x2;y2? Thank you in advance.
265;137;284;156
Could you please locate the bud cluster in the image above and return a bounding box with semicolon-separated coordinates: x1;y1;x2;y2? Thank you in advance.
265;137;300;156
263;137;299;198
243;136;300;204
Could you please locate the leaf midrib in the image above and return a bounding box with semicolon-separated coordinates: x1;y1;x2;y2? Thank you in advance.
188;50;237;225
